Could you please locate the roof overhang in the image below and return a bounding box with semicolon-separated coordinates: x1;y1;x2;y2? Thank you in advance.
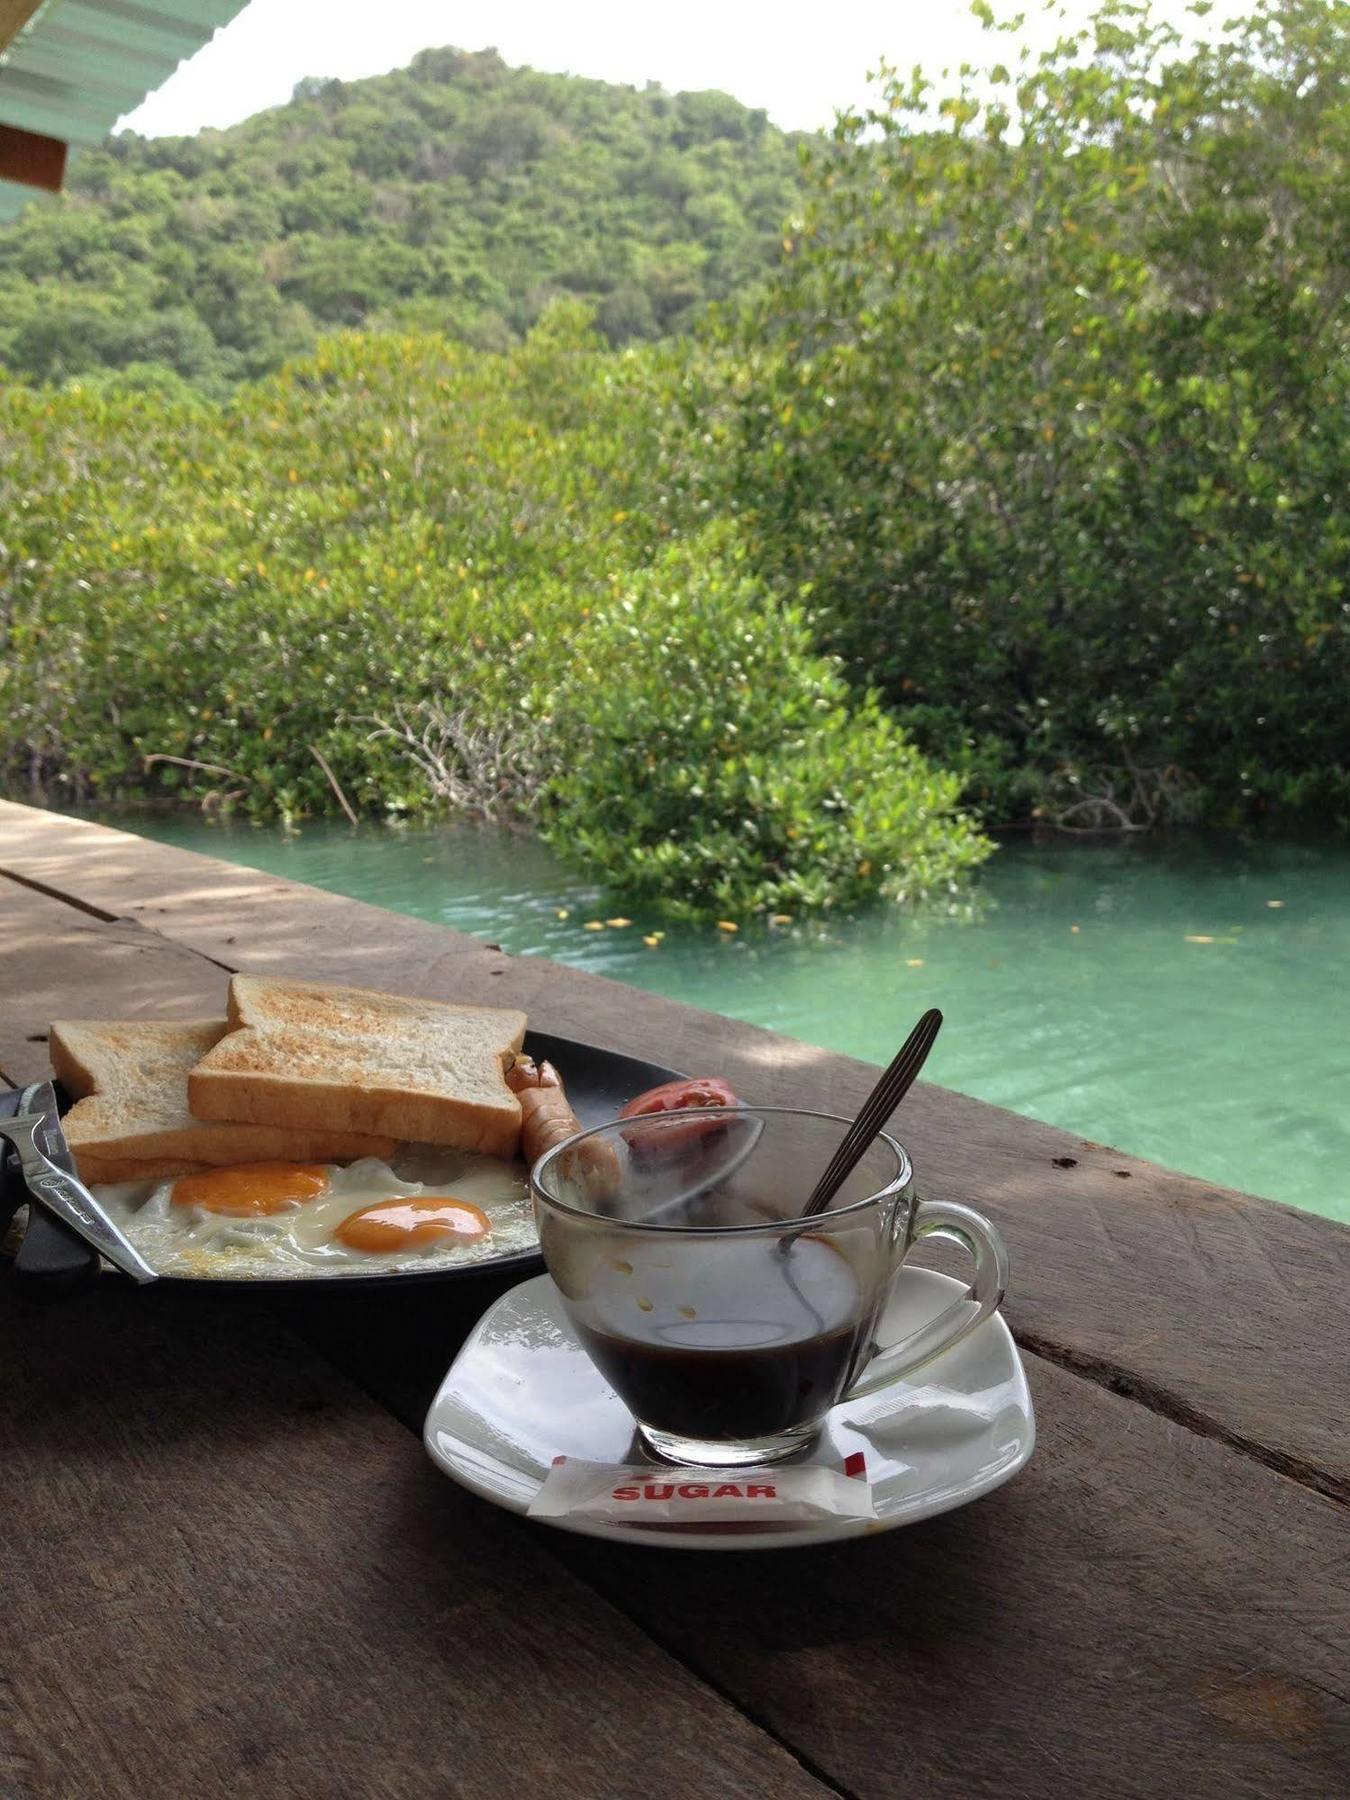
0;0;249;220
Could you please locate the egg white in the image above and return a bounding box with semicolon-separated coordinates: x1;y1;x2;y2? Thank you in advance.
92;1150;535;1280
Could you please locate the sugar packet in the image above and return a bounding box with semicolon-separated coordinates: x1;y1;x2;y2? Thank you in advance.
528;1452;875;1532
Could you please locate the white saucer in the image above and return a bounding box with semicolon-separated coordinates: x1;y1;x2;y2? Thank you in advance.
424;1268;1035;1550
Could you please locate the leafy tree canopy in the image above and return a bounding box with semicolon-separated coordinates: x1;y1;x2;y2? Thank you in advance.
0;312;989;916
717;0;1349;831
2;0;1346;889
0;48;808;393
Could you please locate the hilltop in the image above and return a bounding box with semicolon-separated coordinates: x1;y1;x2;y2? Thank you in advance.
0;47;807;392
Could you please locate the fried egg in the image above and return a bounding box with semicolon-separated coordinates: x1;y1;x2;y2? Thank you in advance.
92;1150;534;1280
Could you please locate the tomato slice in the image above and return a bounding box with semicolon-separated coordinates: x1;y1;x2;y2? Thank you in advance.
619;1077;740;1119
618;1077;741;1156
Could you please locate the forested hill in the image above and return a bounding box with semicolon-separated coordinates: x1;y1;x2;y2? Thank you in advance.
0;47;807;393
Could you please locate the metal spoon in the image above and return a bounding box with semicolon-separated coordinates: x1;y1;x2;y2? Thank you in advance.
799;1009;943;1219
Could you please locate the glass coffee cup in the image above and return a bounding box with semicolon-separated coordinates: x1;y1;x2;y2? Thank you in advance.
531;1106;1010;1467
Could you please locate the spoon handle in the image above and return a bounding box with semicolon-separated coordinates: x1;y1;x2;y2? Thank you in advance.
801;1009;943;1218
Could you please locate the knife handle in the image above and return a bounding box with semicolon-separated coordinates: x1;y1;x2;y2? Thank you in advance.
15;1201;104;1302
3;1134;100;1301
2;1086;104;1299
19;1163;157;1284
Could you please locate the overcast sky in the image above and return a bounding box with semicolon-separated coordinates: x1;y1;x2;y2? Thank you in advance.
118;0;1256;139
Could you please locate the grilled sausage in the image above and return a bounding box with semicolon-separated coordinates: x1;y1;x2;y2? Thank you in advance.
507;1055;621;1204
506;1056;583;1163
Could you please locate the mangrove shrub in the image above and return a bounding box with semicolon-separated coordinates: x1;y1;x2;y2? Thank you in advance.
723;0;1350;831
0;318;988;914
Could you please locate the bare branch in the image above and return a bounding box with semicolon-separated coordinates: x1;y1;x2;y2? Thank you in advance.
309;744;360;826
143;753;248;780
360;700;545;823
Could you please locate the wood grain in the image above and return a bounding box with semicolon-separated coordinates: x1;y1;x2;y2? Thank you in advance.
1;801;1347;1500
4;803;1350;1799
0;877;228;1083
259;1274;1350;1799
0;804;488;986
555;1354;1350;1800
0;1282;834;1800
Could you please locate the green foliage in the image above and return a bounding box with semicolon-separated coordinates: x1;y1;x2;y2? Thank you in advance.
0;317;987;915
0;49;808;391
719;0;1350;831
4;0;1341;918
541;535;990;913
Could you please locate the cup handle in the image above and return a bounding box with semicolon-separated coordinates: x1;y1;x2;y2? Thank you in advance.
844;1197;1010;1400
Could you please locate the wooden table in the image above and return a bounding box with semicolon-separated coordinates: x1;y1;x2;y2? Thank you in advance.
1;799;1346;1799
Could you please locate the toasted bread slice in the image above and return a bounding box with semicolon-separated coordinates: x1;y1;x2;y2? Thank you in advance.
187;977;528;1156
50;1019;398;1184
78;1154;213;1186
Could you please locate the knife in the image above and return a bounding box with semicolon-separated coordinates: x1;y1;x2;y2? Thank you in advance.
0;1083;157;1284
10;1081;105;1297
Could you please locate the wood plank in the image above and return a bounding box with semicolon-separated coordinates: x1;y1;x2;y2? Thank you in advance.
2;801;1348;1501
259;1254;1350;1798
4;810;1349;1798
0;1285;835;1800
0;121;66;194
7;1283;1346;1800
552;1354;1350;1800
0;803;491;987
0;1;43;58
0;875;229;1083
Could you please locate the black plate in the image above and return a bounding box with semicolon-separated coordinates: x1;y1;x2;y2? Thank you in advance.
3;1032;686;1297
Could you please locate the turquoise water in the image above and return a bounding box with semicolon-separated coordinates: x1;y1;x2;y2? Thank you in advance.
117;815;1349;1224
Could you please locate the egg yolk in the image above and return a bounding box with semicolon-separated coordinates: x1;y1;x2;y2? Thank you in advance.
333;1196;492;1253
171;1163;329;1216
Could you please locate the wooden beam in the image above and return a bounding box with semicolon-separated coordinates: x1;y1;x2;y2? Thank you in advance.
0;119;66;193
0;0;44;59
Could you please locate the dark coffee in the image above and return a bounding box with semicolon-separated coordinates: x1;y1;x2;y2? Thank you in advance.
573;1236;868;1442
576;1316;865;1440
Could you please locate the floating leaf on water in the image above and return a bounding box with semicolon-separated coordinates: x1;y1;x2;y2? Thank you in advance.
905;957;924;967
716;920;739;932
605;917;632;928
769;914;793;926
1267;900;1285;909
583;920;605;931
642;934;661;948
555;908;570;919
1070;925;1081;934
1185;934;1216;943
